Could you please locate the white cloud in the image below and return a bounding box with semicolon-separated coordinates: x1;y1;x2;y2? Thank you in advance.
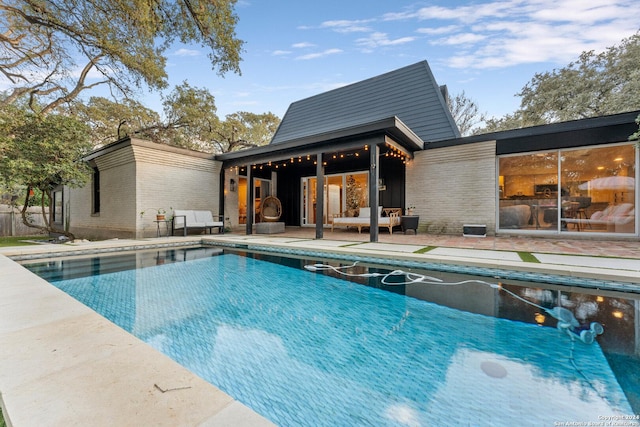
296;48;343;60
416;25;459;35
436;33;487;45
356;32;416;50
272;50;291;56
382;0;640;69
292;42;315;48
320;19;374;33
173;48;200;57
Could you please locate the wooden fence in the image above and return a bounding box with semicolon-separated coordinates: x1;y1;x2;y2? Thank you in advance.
0;205;48;237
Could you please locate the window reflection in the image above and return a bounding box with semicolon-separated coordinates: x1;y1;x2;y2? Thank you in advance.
499;144;636;233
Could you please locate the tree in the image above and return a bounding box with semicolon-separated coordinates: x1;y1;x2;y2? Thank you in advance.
159;82;220;150
74;97;161;146
73;84;281;153
0;0;243;114
447;91;486;136
0;105;93;239
480;32;640;132
212;111;281;153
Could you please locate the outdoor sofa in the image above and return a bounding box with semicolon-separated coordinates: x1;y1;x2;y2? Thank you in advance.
332;207;401;234
172;209;224;236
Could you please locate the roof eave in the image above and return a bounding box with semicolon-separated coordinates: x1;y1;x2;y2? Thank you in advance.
217;116;424;163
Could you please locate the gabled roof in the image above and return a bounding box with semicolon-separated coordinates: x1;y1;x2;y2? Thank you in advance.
270;61;460;145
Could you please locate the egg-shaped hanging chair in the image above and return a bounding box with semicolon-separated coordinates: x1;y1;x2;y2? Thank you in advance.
260;195;282;222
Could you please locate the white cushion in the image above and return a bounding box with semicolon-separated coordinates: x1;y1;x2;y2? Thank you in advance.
359;207;370;218
174;210;223;228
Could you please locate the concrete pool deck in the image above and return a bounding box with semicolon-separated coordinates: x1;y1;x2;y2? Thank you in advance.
1;231;639;426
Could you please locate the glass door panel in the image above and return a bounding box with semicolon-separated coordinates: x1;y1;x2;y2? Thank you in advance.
301;172;369;227
326;176;343;225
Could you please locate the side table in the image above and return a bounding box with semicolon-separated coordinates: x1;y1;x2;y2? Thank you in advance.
401;215;419;234
154;220;171;237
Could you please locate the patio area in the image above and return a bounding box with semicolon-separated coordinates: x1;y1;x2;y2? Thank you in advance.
235;226;640;259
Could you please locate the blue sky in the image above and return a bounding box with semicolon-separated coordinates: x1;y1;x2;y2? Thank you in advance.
148;0;639;121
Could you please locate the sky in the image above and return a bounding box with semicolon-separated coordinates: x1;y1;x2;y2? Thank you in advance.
110;0;640;122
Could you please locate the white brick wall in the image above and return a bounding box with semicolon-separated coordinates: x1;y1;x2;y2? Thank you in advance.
69;138;222;239
406;140;497;234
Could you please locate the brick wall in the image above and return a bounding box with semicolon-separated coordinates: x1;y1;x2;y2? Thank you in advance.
406;140;497;234
69;138;221;239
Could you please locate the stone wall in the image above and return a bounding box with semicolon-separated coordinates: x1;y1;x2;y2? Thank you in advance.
406;140;497;235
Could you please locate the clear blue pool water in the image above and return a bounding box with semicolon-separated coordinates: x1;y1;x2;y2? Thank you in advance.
26;249;636;426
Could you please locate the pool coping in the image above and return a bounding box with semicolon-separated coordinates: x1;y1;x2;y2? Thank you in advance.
1;235;639;426
0;237;276;427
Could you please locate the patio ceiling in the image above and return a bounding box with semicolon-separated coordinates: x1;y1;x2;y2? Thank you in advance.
217;116;423;168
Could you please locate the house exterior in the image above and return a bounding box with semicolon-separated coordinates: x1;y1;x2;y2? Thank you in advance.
67;138;221;239
67;61;640;241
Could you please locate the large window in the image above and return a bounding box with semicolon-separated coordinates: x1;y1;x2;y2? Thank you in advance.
498;144;636;234
301;172;368;226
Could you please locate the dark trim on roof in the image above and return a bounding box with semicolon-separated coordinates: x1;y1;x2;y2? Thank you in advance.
217;116;424;167
425;110;640;154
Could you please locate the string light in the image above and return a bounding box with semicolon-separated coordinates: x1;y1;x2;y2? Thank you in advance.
241;145;413;172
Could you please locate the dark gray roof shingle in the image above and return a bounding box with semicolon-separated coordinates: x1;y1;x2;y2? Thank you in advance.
270;61;460;145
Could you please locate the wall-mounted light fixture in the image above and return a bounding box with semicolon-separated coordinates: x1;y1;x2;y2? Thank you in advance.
230;178;237;192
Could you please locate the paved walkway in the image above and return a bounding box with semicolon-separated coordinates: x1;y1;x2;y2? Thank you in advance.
269;226;640;259
214;227;640;279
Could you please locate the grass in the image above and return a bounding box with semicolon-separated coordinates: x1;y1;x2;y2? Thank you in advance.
0;235;50;247
0;406;5;427
518;251;541;263
414;246;436;254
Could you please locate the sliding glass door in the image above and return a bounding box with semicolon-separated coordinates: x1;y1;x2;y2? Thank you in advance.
301;172;368;226
498;143;637;234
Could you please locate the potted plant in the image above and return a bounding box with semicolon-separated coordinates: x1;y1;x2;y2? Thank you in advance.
406;206;416;215
140;207;171;221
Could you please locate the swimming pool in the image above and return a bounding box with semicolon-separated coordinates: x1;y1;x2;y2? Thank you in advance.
23;248;639;426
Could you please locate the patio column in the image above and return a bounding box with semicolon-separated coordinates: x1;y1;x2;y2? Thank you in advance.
245;164;253;235
369;144;380;242
315;152;324;239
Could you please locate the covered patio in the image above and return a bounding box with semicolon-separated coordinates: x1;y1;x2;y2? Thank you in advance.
219;117;422;242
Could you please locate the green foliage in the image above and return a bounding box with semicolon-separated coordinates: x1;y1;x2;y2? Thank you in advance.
73;84;281;152
160;82;220;149
0;104;92;238
631;114;640;143
0;236;51;247
481;32;640;132
212;111;281;153
74;97;161;146
0;0;243;114
0;106;92;190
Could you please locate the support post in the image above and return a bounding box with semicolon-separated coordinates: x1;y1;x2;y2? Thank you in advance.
219;168;226;230
246;165;253;235
369;144;379;242
315;153;324;239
